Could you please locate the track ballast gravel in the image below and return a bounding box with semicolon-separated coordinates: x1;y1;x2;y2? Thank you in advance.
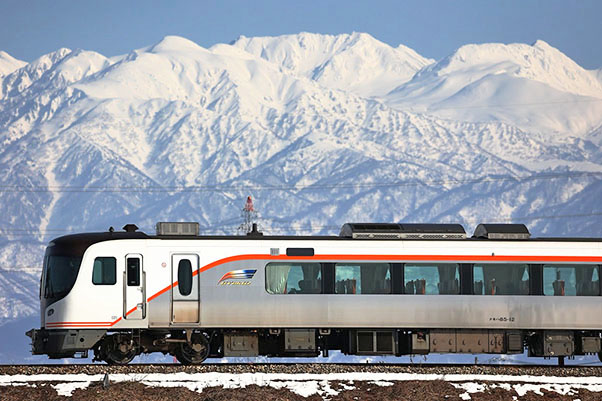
2;362;602;376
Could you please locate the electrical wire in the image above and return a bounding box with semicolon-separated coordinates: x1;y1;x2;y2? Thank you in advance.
2;209;602;237
424;98;602;111
0;171;600;193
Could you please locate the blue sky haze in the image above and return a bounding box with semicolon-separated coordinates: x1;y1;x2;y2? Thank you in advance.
1;0;601;69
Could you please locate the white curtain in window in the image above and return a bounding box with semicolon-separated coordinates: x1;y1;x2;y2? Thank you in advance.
266;264;291;294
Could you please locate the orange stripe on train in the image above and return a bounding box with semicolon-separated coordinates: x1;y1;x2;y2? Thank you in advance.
49;253;602;328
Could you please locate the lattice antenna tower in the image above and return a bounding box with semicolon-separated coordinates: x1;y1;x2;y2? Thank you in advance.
238;196;260;234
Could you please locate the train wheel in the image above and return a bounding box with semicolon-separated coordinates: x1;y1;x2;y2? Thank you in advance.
175;332;209;365
101;334;137;365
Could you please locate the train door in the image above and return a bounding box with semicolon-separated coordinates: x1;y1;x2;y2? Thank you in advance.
171;254;200;324
124;254;146;319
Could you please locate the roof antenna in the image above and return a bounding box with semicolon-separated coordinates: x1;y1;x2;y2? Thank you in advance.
248;223;263;237
122;224;139;233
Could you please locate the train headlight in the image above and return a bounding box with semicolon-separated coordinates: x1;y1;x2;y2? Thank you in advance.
47;308;54;316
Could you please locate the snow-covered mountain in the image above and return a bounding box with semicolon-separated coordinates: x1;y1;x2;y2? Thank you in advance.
0;51;26;99
0;51;26;77
385;40;602;137
232;32;433;97
1;33;602;361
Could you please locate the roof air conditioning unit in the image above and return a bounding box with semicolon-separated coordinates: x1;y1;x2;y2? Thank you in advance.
339;223;467;240
473;224;530;240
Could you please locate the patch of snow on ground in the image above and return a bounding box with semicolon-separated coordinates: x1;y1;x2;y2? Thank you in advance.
452;381;602;399
2;372;602;398
52;381;93;397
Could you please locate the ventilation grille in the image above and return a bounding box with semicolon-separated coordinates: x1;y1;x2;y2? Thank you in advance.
352;233;467;240
156;222;199;236
400;233;468;240
352;233;405;240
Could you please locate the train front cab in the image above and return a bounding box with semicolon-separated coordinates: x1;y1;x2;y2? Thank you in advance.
26;232;150;360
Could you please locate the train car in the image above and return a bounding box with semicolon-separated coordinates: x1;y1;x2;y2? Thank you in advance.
26;222;602;365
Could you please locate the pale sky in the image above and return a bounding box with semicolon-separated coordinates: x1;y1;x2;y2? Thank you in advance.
1;0;601;69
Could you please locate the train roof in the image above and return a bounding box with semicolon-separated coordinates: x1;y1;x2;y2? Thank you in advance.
47;222;602;248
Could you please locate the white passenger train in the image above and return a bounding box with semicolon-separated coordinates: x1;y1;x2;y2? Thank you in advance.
27;222;602;364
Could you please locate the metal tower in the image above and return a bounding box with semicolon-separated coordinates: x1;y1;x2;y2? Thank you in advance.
238;196;260;234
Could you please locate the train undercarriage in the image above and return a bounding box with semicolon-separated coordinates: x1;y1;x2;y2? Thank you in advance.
27;327;602;365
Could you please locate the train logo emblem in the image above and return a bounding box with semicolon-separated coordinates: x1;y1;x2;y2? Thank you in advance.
218;269;257;286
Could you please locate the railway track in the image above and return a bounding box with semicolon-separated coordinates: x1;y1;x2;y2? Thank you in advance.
2;362;602;376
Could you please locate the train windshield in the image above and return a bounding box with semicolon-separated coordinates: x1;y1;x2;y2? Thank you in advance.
42;253;82;300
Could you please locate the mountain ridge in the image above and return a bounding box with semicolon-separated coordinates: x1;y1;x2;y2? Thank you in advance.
232;32;434;97
384;39;602;136
0;51;26;78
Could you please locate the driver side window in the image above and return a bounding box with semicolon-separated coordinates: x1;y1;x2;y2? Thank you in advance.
92;257;117;285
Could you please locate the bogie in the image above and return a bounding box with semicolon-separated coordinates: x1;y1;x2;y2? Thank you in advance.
96;333;138;365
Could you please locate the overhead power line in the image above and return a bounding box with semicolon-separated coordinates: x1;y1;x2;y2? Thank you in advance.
2;210;602;237
0;171;601;193
428;98;602;111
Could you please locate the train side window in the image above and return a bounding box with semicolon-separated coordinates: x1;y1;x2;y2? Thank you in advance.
404;263;459;294
473;264;529;295
543;264;600;296
178;259;193;296
266;262;322;294
127;258;140;286
92;257;117;285
335;263;391;294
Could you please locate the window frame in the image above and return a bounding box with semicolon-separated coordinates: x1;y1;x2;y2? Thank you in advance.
92;257;117;286
334;262;392;295
126;257;141;287
542;263;601;297
402;262;460;295
177;259;193;296
265;262;323;295
472;263;530;296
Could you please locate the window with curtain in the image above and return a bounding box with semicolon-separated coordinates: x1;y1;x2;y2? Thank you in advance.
473;264;529;295
543;264;600;296
265;262;322;294
335;263;391;294
404;263;459;295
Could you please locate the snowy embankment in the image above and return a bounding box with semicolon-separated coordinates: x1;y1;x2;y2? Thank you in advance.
2;371;602;399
